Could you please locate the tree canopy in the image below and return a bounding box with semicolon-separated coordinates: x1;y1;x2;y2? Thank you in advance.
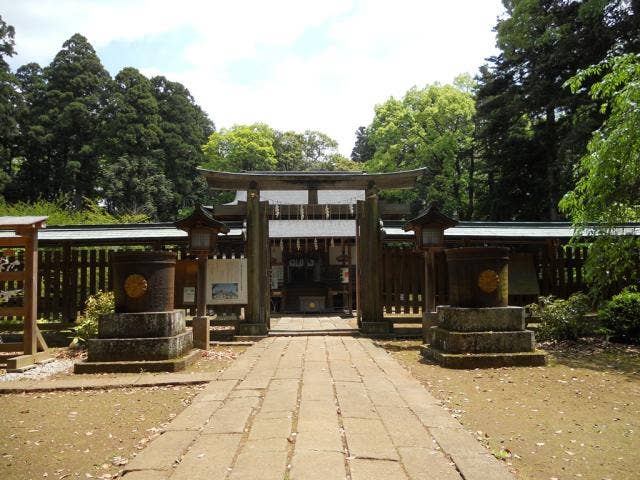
202;124;357;173
362;81;477;218
560;53;640;299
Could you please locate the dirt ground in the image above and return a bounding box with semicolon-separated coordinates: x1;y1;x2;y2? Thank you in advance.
382;339;640;480
0;345;245;480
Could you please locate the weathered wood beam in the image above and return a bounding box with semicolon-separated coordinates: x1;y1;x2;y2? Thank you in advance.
199;168;427;191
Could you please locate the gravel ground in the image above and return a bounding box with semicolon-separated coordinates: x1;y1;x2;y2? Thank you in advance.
0;357;75;381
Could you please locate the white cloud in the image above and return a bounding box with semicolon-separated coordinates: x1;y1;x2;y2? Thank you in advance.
3;0;504;155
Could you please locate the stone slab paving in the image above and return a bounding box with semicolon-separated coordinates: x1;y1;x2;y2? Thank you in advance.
270;315;358;331
121;335;516;480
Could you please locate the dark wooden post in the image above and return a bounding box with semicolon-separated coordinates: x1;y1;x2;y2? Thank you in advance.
1;217;52;371
358;184;388;334
23;231;38;355
196;254;208;318
240;185;269;335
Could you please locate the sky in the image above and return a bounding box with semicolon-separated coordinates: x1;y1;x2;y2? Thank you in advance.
2;0;505;156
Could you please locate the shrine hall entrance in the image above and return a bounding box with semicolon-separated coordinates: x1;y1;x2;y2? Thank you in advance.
199;168;427;336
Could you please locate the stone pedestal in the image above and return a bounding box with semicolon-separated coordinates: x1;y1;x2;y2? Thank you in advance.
75;310;196;374
422;306;547;368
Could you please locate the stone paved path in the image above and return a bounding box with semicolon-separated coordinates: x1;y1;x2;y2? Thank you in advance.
122;336;516;480
270;315;357;332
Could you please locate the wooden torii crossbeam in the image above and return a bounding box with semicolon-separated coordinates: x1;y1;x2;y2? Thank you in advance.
0;216;52;371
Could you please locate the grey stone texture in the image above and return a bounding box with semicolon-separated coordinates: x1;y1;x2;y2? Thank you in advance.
121;332;517;480
98;310;186;338
423;305;547;368
438;306;525;332
430;327;535;354
86;330;193;362
81;307;195;373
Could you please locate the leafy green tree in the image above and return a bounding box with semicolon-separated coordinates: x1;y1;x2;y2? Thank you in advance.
273;130;305;171
0;16;18;195
561;53;640;300
299;130;340;170
0;198;148;225
364;82;477;218
202;123;278;172
14;34;112;205
151;76;214;209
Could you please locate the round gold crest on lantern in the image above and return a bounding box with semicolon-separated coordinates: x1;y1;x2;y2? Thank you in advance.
124;274;148;299
478;269;499;293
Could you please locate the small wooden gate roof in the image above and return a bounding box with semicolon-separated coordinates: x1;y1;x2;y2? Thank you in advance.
0;216;48;230
198;168;427;190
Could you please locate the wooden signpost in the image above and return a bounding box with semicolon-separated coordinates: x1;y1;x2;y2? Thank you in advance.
0;216;52;371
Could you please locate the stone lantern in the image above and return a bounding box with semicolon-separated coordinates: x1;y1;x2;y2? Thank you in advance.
403;204;458;314
175;205;229;349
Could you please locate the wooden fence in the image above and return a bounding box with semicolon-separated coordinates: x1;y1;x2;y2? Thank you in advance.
0;240;589;325
381;246;424;315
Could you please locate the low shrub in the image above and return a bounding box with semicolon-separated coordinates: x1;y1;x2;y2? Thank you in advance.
599;288;640;343
67;291;114;346
528;293;592;341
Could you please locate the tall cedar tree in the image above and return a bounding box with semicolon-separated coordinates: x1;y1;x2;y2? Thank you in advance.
16;34;112;205
151;76;214;210
475;0;640;220
100;68;174;220
0;16;18;194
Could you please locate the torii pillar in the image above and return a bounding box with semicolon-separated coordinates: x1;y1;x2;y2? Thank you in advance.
357;184;389;334
237;182;270;336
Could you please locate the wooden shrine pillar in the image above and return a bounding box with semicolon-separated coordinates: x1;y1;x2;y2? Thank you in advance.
239;184;270;336
357;184;388;334
0;216;52;371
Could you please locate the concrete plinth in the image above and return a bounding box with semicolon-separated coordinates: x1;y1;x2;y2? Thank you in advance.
431;327;535;354
422;345;548;369
439;306;525;332
86;330;193;362
76;309;195;374
98;310;186;338
422;306;547;368
74;349;200;374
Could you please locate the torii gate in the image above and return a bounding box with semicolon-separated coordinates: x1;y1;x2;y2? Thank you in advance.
199;168;426;335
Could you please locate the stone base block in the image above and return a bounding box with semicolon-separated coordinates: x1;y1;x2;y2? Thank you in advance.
422;345;547;369
430;327;535;354
74;348;200;374
360;321;392;335
98;310;186;338
87;330;193;362
438;306;525;332
235;323;268;336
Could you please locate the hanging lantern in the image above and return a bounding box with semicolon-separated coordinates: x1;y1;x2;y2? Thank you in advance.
325;205;330;219
275;204;280;219
296;238;301;251
314;238;318;250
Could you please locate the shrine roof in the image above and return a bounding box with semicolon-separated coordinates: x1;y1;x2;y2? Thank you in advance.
0;216;48;229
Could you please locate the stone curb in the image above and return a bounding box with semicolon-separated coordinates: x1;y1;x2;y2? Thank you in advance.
0;371;218;394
